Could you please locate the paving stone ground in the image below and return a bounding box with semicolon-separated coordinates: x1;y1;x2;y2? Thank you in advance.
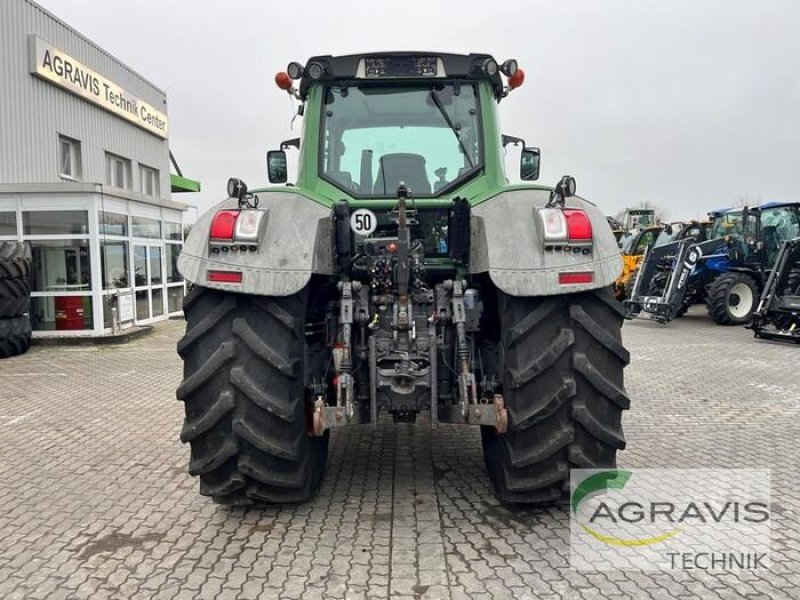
1;307;798;599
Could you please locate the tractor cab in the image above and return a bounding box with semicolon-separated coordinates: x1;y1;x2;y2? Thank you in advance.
618;208;658;233
267;53;534;204
709;204;800;268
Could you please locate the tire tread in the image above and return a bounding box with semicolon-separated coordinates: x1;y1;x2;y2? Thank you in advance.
0;315;32;359
177;287;326;505
482;287;630;504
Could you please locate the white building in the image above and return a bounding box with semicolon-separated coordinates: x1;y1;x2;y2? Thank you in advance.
0;0;200;336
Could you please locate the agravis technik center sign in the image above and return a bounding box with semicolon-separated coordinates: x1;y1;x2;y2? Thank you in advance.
28;35;169;139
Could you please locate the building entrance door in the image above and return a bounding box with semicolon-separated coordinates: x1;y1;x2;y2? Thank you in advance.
133;243;165;322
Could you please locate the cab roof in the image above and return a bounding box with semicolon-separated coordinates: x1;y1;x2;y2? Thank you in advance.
296;52;505;100
711;201;800;216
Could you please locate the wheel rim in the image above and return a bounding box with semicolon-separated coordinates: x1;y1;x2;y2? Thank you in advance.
728;282;754;319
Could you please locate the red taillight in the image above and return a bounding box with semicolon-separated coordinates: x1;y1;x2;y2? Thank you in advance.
563;209;593;241
207;270;242;283
210;210;239;240
559;272;594;285
538;207;593;246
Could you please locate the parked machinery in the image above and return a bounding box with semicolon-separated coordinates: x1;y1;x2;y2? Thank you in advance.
174;52;630;506
751;237;800;342
624;237;706;323
618;208;658;232
626;203;800;325
615;223;690;300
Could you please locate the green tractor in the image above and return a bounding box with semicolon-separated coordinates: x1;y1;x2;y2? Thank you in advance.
176;53;629;505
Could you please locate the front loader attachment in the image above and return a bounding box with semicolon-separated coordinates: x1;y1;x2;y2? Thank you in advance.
624;238;700;323
751;237;800;343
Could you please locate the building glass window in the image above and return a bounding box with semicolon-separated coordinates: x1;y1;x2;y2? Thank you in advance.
102;295;115;329
135;290;149;320
99;211;128;236
167;286;185;313
105;153;132;189
0;212;16;236
103;292;135;328
31;296;93;332
152;289;164;317
30;240;91;292
133;245;147;287
131;216;161;239
149;246;162;285
165;244;183;283
101;241;129;289
58;135;81;180
129;243;172;323
164;222;182;241
23;210;88;235
140;165;159;197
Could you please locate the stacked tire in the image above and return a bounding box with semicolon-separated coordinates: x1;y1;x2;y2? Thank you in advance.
0;242;33;359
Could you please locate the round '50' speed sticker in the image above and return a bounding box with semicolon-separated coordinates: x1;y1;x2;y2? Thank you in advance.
350;208;377;235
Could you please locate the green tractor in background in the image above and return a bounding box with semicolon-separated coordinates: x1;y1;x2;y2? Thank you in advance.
176;53;629;505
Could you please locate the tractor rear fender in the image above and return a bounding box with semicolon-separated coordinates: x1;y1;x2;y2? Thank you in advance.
470;189;622;296
177;192;333;295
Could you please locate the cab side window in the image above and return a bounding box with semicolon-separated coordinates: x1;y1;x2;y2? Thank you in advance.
759;208;799;264
634;231;657;254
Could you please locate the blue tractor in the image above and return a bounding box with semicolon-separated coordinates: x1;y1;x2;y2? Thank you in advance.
626;202;800;325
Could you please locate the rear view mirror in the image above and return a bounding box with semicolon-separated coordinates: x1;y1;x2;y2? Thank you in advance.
267;150;288;184
520;147;540;181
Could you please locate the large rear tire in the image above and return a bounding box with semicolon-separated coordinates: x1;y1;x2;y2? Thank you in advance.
706;272;759;325
0;315;32;359
176;286;328;505
0;278;31;318
481;287;630;504
0;241;32;321
0;242;32;281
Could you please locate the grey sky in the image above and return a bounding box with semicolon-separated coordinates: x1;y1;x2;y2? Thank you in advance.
37;0;800;221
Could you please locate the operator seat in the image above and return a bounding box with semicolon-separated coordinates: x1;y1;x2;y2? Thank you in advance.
373;153;431;196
